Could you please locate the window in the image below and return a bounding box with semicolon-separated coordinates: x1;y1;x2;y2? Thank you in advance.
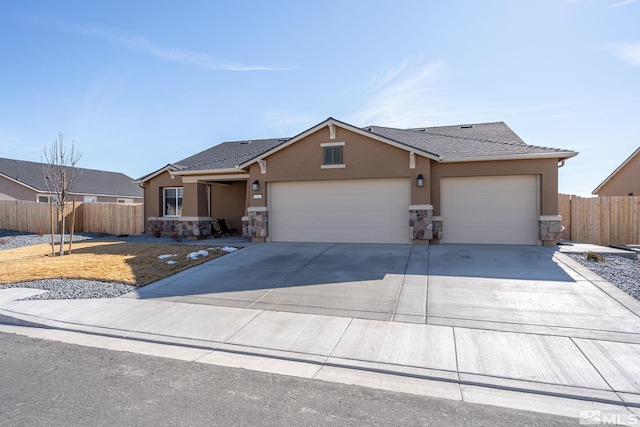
37;195;57;203
324;146;343;165
163;187;183;216
84;196;97;203
118;198;134;204
321;142;346;169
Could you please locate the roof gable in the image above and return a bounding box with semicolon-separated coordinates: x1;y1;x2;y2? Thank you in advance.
237;117;442;169
593;147;640;195
0;157;142;198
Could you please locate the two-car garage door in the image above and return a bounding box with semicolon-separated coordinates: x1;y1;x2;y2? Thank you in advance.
441;175;539;245
268;175;539;245
270;179;410;244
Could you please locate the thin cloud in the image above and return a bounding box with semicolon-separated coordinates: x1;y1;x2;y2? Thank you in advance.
605;42;640;66
609;0;637;7
349;56;448;127
56;21;292;71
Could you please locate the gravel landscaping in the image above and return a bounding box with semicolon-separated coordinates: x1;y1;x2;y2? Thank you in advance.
0;230;217;300
567;253;640;301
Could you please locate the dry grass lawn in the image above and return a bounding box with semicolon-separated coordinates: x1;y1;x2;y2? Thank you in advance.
0;240;236;286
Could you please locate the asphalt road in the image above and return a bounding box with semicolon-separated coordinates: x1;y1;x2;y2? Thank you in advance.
0;331;576;427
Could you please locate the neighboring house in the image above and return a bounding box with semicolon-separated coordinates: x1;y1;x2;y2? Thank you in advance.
592;147;640;197
137;117;577;245
0;157;143;203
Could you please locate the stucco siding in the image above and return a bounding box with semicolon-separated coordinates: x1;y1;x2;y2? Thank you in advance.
595;153;640;196
248;126;430;208
0;177;37;201
144;171;184;218
211;181;247;231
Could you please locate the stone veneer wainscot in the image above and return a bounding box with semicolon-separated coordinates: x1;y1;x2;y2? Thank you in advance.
147;216;212;239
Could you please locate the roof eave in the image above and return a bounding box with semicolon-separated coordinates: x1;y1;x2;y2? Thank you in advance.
136;164;180;184
170;167;243;177
438;151;579;163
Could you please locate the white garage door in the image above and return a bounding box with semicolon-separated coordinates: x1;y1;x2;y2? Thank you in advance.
441;175;539;245
270;179;410;244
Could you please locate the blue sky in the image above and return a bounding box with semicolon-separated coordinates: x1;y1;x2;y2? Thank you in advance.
1;0;638;196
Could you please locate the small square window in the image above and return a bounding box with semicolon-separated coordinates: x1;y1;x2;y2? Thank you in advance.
324;146;343;165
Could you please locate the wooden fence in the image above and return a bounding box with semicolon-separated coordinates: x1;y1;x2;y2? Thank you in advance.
0;200;143;236
558;194;640;246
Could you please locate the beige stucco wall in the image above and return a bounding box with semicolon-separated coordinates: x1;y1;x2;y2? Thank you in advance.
595;153;640;196
211;181;247;230
143;171;184;219
0;177;37;201
248;126;431;207
430;158;559;215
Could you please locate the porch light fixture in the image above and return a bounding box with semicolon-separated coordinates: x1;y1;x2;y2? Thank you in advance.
252;180;260;191
416;174;424;187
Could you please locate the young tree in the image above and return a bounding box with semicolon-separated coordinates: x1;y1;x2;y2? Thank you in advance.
42;132;82;256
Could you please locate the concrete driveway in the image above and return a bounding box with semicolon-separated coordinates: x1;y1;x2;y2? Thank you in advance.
3;241;640;419
131;242;640;341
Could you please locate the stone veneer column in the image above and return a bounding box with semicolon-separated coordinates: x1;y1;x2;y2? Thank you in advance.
539;215;563;242
246;207;269;239
409;205;434;241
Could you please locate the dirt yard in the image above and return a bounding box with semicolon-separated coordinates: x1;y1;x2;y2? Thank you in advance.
0;240;236;285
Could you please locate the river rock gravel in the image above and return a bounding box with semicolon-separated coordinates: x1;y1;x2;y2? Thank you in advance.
0;279;139;300
567;253;640;301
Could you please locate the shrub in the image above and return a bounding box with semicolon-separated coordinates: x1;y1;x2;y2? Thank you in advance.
35;223;46;236
148;220;163;238
585;251;605;262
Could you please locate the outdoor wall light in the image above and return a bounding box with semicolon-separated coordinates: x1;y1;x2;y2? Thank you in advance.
417;174;424;187
252;180;260;191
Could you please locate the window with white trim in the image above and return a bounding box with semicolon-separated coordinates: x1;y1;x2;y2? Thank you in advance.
163;187;183;216
84;196;97;203
320;141;346;169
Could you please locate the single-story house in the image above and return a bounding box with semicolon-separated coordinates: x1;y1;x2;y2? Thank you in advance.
592;147;640;197
137;117;577;245
0;157;143;203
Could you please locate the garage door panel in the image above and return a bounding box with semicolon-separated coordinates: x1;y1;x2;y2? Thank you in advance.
441;176;538;245
270;179;410;244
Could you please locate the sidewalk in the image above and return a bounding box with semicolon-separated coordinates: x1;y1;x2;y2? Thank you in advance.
0;249;639;422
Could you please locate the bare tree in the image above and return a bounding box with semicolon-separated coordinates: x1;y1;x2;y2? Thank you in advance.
42;132;82;256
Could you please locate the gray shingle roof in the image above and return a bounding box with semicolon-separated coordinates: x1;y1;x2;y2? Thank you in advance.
0;157;142;197
154;120;575;176
366;122;573;160
174;138;287;171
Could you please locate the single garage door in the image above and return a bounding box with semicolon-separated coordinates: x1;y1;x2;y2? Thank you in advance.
441;175;539;245
270;178;410;244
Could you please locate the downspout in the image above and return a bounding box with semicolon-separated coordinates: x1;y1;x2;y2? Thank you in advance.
558;159;565;168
